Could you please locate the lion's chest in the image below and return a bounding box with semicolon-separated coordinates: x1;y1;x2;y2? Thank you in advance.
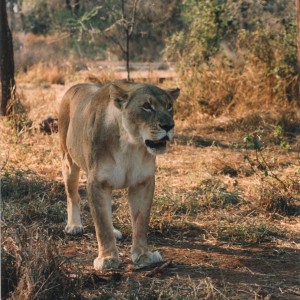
97;148;155;189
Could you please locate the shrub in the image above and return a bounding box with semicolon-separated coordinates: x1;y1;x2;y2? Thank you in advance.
218;223;279;245
1;227;82;299
165;0;298;116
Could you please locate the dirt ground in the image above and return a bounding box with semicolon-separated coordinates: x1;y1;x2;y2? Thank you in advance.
1;78;300;299
58;140;300;299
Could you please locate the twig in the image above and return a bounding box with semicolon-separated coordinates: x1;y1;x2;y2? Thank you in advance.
145;260;173;277
129;0;139;38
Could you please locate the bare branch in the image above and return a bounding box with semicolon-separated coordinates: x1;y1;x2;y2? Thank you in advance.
129;0;139;38
145;260;173;277
105;34;126;56
121;0;125;19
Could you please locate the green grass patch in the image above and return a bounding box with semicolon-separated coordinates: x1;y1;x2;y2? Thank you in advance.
217;223;280;245
199;179;242;209
1;168;66;225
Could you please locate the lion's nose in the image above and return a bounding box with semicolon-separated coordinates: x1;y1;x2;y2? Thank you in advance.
159;123;174;132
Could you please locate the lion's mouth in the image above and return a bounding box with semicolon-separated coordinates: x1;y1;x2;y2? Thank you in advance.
145;136;170;149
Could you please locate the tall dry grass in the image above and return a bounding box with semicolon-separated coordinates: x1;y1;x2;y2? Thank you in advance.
17;62;68;85
177;53;298;119
2;226;82;300
14;33;69;70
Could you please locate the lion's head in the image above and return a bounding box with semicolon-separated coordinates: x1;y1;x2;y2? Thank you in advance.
110;82;180;155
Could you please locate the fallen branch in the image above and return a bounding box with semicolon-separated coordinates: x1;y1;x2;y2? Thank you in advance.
145;260;173;277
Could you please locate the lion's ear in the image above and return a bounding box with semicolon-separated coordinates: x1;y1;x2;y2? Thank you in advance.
165;88;180;101
110;83;128;109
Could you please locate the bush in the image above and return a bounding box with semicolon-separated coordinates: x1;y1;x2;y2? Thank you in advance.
165;0;298;116
23;2;52;35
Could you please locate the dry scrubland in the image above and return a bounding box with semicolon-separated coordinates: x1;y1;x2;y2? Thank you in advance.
1;55;300;299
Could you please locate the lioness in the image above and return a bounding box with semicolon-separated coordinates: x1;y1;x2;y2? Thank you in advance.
58;81;180;270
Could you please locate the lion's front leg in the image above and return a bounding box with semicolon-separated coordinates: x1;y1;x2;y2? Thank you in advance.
128;176;163;268
87;174;120;270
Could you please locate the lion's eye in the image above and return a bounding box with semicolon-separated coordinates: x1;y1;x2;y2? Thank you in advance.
167;103;173;112
142;102;152;112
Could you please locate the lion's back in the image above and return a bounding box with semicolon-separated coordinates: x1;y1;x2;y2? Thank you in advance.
58;83;105;154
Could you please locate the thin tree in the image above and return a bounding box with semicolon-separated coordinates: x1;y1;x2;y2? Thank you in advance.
105;0;139;81
121;0;139;81
0;0;16;116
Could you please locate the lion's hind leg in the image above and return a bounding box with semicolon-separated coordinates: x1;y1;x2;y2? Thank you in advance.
62;153;83;235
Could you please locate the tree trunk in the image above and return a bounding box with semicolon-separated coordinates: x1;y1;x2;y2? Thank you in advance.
0;0;16;116
296;0;300;101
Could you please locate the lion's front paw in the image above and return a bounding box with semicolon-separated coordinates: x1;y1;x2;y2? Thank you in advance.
93;256;120;270
132;251;163;268
64;224;84;235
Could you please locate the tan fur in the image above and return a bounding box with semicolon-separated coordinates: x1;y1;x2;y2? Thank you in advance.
58;81;180;270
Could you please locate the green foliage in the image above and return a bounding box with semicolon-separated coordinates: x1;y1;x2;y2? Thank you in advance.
272;125;290;149
51;9;73;29
243;128;299;216
169;0;297;70
66;6;103;34
165;0;298;113
165;0;236;66
1;168;66;224
199;179;241;209
23;1;52;34
243;131;285;183
2;169;45;200
155;194;202;217
237;21;298;100
19;0;181;61
243;132;264;151
218;223;279;245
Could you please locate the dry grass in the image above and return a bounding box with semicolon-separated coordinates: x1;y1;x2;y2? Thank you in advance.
17;63;68;85
258;180;300;215
177;54;298;120
2;227;82;300
1;64;300;299
14;33;70;71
